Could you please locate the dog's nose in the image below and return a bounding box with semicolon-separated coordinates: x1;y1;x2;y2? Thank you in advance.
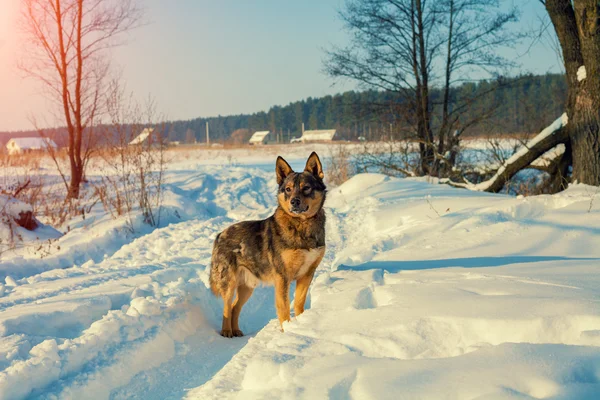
291;197;301;208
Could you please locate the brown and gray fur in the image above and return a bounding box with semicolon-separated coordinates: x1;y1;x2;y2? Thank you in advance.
209;152;326;337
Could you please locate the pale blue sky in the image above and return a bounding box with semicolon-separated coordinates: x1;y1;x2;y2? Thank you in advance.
0;0;561;131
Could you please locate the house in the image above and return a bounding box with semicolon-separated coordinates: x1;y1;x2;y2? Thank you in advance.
249;131;270;145
6;137;58;155
129;128;161;146
290;129;336;143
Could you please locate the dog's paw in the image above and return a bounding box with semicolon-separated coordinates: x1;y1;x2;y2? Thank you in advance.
279;320;291;333
233;329;244;337
220;329;233;338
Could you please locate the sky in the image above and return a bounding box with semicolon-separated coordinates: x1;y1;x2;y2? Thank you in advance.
0;0;562;132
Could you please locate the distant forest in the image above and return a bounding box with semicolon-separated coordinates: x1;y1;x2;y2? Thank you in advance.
0;73;567;146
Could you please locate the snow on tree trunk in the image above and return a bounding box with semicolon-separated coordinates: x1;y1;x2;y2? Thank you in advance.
446;114;569;192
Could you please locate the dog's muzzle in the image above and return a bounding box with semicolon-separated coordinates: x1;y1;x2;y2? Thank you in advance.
290;197;308;214
290;205;309;214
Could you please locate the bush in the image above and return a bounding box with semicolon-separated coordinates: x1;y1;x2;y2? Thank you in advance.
326;144;355;186
94;84;167;233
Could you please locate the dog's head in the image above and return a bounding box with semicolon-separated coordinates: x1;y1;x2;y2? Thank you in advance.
276;152;326;219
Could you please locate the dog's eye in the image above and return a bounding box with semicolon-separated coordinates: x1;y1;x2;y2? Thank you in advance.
285;187;292;193
303;187;312;194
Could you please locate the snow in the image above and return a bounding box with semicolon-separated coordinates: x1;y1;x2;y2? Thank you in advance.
578;65;587;82
296;129;336;142
129;128;154;145
0;148;599;399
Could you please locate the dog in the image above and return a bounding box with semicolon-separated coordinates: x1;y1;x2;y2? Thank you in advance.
209;152;326;337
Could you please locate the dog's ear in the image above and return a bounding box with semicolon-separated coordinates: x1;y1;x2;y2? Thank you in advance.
304;152;324;180
276;156;293;185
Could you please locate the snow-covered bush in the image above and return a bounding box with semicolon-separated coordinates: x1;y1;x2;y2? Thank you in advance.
0;195;36;255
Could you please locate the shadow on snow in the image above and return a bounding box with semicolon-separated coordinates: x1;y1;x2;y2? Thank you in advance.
338;256;600;272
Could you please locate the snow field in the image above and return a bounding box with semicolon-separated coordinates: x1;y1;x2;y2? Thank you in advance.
0;148;599;399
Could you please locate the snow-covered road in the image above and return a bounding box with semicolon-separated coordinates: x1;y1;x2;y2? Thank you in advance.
1;152;599;399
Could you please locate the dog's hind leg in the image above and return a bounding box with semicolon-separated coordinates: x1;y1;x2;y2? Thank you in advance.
220;282;236;338
231;284;254;337
274;275;291;331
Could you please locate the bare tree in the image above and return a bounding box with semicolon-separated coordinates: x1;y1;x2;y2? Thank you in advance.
324;0;439;175
434;0;518;176
324;0;518;177
20;0;142;199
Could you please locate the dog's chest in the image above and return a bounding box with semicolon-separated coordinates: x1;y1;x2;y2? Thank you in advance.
296;248;323;277
282;247;325;279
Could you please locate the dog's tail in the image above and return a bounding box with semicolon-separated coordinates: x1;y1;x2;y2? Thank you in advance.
209;233;222;296
210;232;240;298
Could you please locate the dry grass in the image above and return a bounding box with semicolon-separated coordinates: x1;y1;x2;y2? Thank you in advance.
93;141;167;232
165;142;352;152
325;144;354;187
0;149;66;168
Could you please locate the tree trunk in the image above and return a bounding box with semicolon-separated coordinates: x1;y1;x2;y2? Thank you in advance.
436;0;455;177
477;126;568;192
570;1;600;185
569;89;600;185
415;0;434;175
545;0;583;113
546;0;600;186
68;162;83;199
542;140;572;193
447;115;569;192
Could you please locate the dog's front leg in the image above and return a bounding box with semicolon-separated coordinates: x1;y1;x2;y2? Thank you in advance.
294;255;323;317
294;272;315;317
274;275;290;331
